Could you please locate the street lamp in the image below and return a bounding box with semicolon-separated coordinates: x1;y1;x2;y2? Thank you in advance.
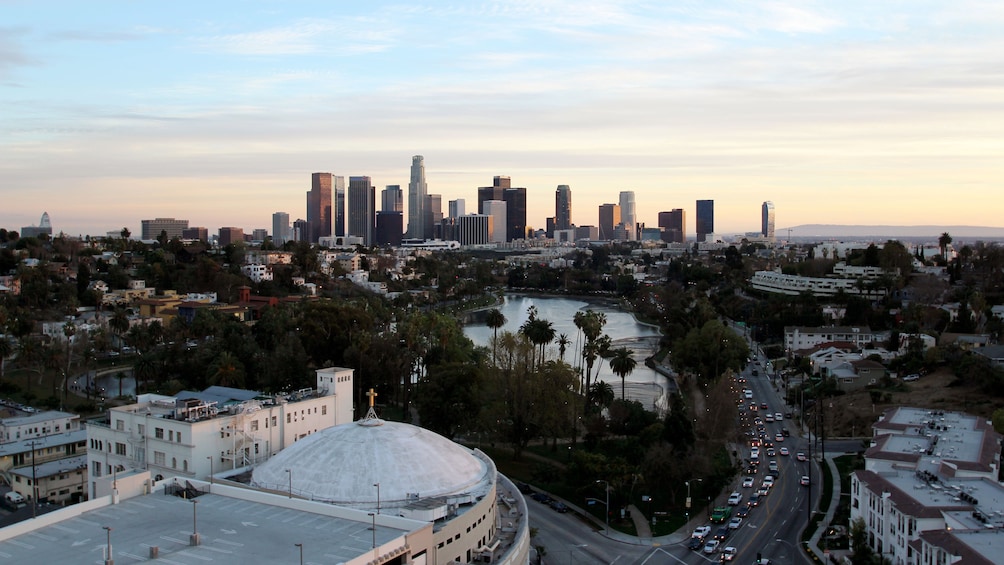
685;478;702;524
103;526;112;565
190;499;201;546
374;482;381;515
285;469;292;498
595;480;609;535
295;543;303;565
368;512;377;548
206;456;213;485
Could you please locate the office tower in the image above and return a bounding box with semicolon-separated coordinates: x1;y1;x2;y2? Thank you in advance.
218;227;244;246
502;187;527;241
424;194;443;240
382;185;403;213
457;214;492;246
545;217;556;238
141;218;188;241
251;228;268;241
348;176;375;246
696;199;714;242
20;212;53;238
406;155;427;239
292;219;308;242
307;173;333;243
448;199;465;219
182;227;208;241
598;204;621;241
762;201;775;240
575;225;599;240
618;191;636;240
555;185;572;231
658;209;686;243
375;211;403;247
272;212;291;245
483;200;507;243
333;176;345;237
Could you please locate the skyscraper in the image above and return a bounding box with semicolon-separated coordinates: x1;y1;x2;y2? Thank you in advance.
424;194;443;240
272;212;291;245
307;173;333;243
483;200;507;243
696;199;714;242
406;156;427;240
598;204;621;241
619;191;636;240
333;176;346;237
502;187;527;241
348;176;374;245
658;209;686;243
761;201;775;240
448;199;465;219
382;185;403;212
141;218;188;240
375;211;403;247
477;176;508;214
555;185;572;231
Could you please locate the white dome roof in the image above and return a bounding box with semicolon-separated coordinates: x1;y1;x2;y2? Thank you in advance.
251;417;490;508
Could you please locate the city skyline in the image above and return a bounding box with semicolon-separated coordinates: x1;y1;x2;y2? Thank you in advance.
2;2;1003;237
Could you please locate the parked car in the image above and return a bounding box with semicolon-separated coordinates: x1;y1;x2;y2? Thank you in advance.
531;492;552;504
549;501;569;513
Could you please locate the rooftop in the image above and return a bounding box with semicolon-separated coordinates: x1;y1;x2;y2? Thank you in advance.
0;410;77;427
0;429;87;456
869;408;998;474
102;386;324;425
9;454;86;478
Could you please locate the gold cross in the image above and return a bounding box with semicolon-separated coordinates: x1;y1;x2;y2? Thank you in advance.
366;388;378;408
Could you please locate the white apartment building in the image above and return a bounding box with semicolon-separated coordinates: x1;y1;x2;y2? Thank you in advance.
0;410;80;443
240;263;273;282
850;407;1003;565
785;326;877;353
86;367;354;499
751;269;889;298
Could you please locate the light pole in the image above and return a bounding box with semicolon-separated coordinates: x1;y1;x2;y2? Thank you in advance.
595;480;609;534
685;478;702;524
374;482;381;515
368;512;377;548
206;456;213;485
103;526;113;565
190;499;201;546
285;469;292;498
295;543;303;565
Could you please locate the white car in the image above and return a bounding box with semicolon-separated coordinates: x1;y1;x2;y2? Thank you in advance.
779;447;790;456
728;517;743;530
703;539;721;554
774;412;783;421
692;525;712;539
727;492;742;505
744;390;753;399
800;475;811;486
763;476;775;487
720;546;738;561
742;476;755;488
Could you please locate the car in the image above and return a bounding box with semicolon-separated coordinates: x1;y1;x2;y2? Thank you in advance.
728;491;742;505
768;461;778;472
760;402;768;409
757;486;770;497
763;476;775;487
903;374;920;382
774;412;783;421
687;537;705;551
800;475;811;486
742;476;755;488
764;414;774;423
736;505;750;518
751;369;759;376
781;428;790;437
749;403;758;411
779;447;790;456
746;465;758;475
711;506;732;523
775;433;784;442
748;494;760;507
720;546;738;561
744;390;753;399
549;501;569;513
516;482;533;494
765;447;775;457
714;526;730;541
728;517;743;530
530;492;552;504
763;440;773;448
703;539;721;554
692;525;712;539
796;452;807;462
785;412;792;419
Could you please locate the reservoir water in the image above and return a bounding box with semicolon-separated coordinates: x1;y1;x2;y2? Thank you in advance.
463;295;670;413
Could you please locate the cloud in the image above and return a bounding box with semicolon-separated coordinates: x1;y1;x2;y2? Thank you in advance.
0;27;37;78
47;30;144;42
193;17;398;56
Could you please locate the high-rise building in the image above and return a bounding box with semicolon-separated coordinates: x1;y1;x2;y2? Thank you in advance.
448;199;465;219
598;204;621;241
375;211;403;247
382;185;403;213
658;209;686;243
307;173;333;243
696;199;714;242
218;227;244;246
333;176;345;237
761;201;775;240
483;200;507;243
456;214;492;246
292;219;308;242
406;156;427;240
555;185;572;231
251;228;268;241
182;227;208;241
272;212;291;245
503;187;527;241
141;218;188;241
618;191;636;240
424;194;443;240
20;212;53;238
348;176;374;246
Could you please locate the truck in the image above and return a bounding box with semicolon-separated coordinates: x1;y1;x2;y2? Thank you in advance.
710;505;732;523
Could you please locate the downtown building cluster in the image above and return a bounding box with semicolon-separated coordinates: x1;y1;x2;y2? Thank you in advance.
132;156;776;248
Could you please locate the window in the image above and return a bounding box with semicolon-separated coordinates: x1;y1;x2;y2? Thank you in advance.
154;451;165;466
169;430;174;441
271;416;277;427
251;420;259;431
183;460;188;472
286;414;291;424
176;432;182;443
172;457;177;469
115;420;124;431
155;428;164;439
322;405;327;416
115;442;126;456
138;424;145;435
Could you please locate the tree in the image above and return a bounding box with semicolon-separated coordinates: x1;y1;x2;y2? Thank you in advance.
0;334;11;383
485;308;507;361
939;232;953;258
109;308;130;353
609;347;637;400
850;517;875;565
414;361;482;440
574;310;607;410
556;333;570;361
520;315;555;368
208;351;245;388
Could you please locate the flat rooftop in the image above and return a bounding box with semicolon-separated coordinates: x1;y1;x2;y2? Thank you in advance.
0;490;411;563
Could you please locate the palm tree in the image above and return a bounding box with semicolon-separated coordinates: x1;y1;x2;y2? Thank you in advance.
556;333;570;362
589;381;614;412
485;308;506;361
609;347;637;400
0;334;11;384
520;317;555;368
108;308;129;354
939;232;953;258
208;351;245;388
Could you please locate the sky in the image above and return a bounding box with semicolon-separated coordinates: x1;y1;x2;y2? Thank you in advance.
2;1;1004;238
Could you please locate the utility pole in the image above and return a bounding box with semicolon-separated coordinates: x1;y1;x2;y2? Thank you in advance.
30;440;37;518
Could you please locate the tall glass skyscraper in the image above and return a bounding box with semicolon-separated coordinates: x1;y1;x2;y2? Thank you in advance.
619;191;636;240
348;176;374;245
696;199;714;242
761;201;775;240
272;212;290;245
383;185;403;212
333;176;345;237
555;185;572;231
307;173;333;243
406;156;427;240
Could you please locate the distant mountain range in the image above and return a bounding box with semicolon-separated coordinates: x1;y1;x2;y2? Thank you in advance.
772;225;1004;241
